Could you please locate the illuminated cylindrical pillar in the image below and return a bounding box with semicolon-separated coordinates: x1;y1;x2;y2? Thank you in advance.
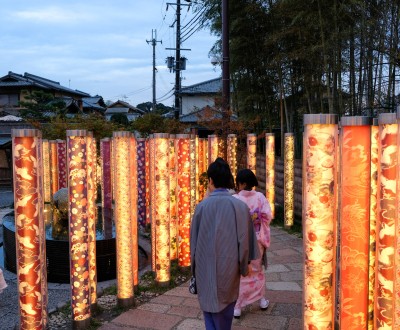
302;114;338;329
284;133;294;228
129;136;139;287
42;139;52;203
86;133;97;310
49;140;59;197
176;134;191;268
208;134;219;165
57;139;67;189
375;113;397;328
66;130;91;328
368;118;378;330
337;116;371;329
145;138;150;226
217;135;225;159
137;138;147;230
189;135;197;218
12;129;48;330
112;131;134;307
247;133;257;175
100;138;113;239
149;135;156;272
169;135;178;260
265;133;275;218
227;134;237;180
154;133;171;284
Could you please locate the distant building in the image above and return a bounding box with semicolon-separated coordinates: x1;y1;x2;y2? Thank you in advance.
105;100;145;121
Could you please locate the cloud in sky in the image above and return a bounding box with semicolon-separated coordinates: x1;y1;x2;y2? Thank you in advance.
1;1;221;106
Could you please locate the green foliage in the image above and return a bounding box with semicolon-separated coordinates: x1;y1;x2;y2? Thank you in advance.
271;205;302;237
136;102;173;115
19;90;66;121
130;113;188;136
110;113;129;126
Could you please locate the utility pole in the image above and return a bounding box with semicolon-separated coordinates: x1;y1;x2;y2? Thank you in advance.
147;29;162;112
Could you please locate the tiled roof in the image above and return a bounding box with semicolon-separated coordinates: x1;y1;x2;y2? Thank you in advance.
180;78;221;95
0;72;90;97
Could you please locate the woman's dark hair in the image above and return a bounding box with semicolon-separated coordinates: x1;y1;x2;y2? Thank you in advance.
236;168;258;190
207;157;234;189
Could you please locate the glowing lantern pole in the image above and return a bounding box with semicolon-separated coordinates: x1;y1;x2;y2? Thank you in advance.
302;114;338;329
153;133;171;285
100;138;113;239
112;131;134;307
284;133;294;228
57;139;67;189
189;135;197;218
145;138;151;226
12;129;48;330
337;116;371;329
129;136;139;287
368;118;378;330
42;139;52;203
176;134;191;268
149;135;156;272
86;132;97;310
374;113;397;328
247;133;257;175
66;130;91;328
227;134;237;180
169;135;178;260
49;140;59;196
208;134;219;165
137;138;147;230
265;133;275;218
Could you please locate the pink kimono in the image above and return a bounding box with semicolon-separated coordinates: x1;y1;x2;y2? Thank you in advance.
233;190;272;309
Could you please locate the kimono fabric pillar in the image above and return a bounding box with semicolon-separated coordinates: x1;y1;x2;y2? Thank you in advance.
195;136;200;203
227;134;237;180
66;130;91;329
203;138;209;170
265;133;275;219
375;113;397;328
129;136;139;288
12;128;48;330
284;133;295;228
100;138;112;239
208;134;219;166
86;133;98;311
368;118;379;330
169;135;178;261
336;116;371;329
176;134;191;268
154;133;171;285
302;114;338;329
149;135;156;272
137;138;147;230
189;135;197;219
49;140;59;197
112;131;134;308
247;133;257;175
57;139;67;189
197;138;208;201
145;138;150;226
42;139;52;203
217;134;225;159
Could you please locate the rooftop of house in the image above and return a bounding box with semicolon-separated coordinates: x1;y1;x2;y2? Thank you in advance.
180;78;221;95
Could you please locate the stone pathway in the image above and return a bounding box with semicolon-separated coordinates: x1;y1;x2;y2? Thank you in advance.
100;226;303;330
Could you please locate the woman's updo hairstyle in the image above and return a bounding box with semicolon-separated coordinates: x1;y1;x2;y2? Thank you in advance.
235;168;258;190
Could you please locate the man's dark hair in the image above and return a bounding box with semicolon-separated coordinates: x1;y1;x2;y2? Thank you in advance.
236;168;258;190
207;157;234;189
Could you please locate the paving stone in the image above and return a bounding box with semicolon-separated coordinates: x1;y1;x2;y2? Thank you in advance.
280;270;303;282
164;285;193;298
265;290;302;304
137;302;171;313
267;282;302;292
286;263;303;271
175;318;205;330
273;248;300;257
287;317;302;330
271;303;302;318
167;305;202;318
266;264;290;273
241;314;288;329
269;255;302;264
182;297;201;308
112;309;183;329
151;294;186;306
98;323;130;329
265;272;280;282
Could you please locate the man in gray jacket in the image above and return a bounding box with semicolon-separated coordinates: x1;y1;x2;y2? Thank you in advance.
190;158;259;330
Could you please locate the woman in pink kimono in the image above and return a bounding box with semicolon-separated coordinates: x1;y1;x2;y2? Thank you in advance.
233;169;272;318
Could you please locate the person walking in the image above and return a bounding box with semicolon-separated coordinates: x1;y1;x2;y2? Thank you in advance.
233;168;272;318
190;158;259;330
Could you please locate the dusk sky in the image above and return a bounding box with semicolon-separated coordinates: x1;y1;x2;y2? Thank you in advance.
1;1;220;106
